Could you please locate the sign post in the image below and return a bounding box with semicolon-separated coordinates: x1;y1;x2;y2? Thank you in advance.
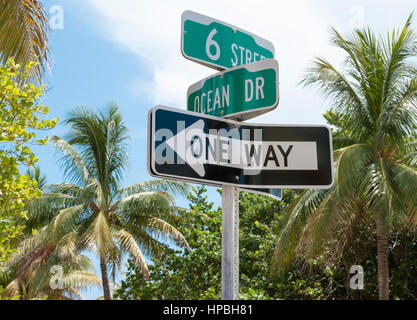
181;11;277;300
221;185;239;300
146;10;334;301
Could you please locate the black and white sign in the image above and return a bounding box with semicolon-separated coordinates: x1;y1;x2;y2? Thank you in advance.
148;106;333;189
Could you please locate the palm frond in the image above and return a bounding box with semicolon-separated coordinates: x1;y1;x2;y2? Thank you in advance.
112;229;149;280
79;211;115;258
273;144;373;272
106;246;122;283
60;270;102;291
50;136;91;186
116;191;174;217
5;227;51;268
47;182;97;201
402;137;417;167
271;188;332;273
3;279;20;298
389;162;417;226
147;217;189;248
296;187;345;260
119;179;190;198
51;204;85;243
25;192;85;232
333;144;374;196
116;220;165;257
301;56;373;142
0;0;51;83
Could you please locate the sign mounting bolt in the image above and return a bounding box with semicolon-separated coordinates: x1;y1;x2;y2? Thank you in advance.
232;28;237;33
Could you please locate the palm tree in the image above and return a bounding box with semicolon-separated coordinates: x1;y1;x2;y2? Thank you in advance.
0;0;51;83
272;15;417;300
30;104;189;300
1;242;102;300
1;168;102;300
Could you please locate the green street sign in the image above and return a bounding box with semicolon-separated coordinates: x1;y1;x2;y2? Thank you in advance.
187;59;279;120
181;10;275;70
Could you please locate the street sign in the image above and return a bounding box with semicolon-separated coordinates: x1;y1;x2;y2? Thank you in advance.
187;59;279;121
148;106;334;189
181;10;275;70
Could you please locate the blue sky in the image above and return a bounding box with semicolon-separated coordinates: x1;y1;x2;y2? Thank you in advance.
33;0;417;299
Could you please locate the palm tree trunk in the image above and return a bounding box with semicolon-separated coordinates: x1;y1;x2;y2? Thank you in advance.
100;255;111;300
376;214;389;300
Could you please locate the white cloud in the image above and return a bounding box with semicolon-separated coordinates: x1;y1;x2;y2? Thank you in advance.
82;0;354;124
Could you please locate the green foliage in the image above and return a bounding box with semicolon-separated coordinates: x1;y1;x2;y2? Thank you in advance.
0;58;57;262
335;226;417;299
115;186;221;300
115;187;299;300
0;286;48;300
323;110;356;149
272;221;417;300
115;186;417;300
238;188;297;299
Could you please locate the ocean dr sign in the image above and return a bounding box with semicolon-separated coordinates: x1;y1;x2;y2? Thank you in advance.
181;10;275;70
148;106;334;188
187;59;279;121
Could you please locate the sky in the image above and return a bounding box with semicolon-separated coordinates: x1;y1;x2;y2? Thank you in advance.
34;0;417;299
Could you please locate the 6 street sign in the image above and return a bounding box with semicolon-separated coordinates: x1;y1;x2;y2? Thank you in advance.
187;59;279;121
148;106;334;188
181;10;275;70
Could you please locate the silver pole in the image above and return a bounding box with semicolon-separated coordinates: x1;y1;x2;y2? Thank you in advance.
221;185;239;300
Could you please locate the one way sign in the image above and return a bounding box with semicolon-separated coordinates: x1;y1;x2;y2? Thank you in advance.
148;106;334;189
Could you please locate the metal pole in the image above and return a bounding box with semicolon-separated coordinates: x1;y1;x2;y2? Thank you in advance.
222;185;239;300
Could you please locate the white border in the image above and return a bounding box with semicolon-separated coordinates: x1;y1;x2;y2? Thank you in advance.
149;105;334;189
181;10;275;71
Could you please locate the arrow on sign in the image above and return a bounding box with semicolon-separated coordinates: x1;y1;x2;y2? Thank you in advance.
164;119;318;177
